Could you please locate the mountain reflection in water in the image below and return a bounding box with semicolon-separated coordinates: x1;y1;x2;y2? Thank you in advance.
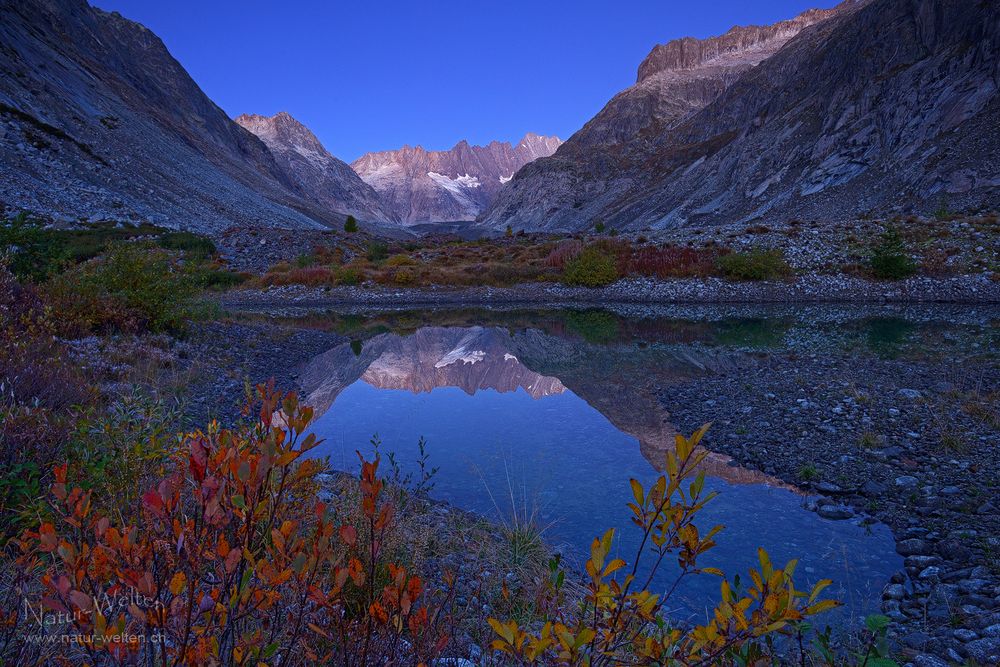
301;323;900;621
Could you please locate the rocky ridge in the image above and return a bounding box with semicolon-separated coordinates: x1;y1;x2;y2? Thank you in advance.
234;112;396;223
480;0;1000;232
352;134;561;223
0;0;367;233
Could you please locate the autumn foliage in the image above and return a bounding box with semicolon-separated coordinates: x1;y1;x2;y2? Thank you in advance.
3;385;448;666
488;425;840;665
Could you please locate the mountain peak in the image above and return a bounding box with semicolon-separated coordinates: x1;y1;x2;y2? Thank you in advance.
352;134;562;223
235;112;396;222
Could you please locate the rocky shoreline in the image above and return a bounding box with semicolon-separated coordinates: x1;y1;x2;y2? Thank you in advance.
218;274;1000;309
664;352;1000;666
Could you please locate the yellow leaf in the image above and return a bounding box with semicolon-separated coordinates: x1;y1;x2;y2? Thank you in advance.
169;572;187;596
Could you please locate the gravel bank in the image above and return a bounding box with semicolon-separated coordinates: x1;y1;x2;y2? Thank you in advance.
664;352;1000;665
218;274;1000;309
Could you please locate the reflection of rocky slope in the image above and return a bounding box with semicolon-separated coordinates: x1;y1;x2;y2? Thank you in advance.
298;325;789;488
298;327;564;418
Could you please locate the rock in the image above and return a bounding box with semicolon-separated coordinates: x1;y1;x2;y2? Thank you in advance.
985;624;1000;637
816;481;844;494
940;485;962;496
861;480;887;495
883;583;906;600
918;566;941;581
895;475;919;487
898;388;922;400
902;631;931;649
954;628;978;642
817;504;853;520
966;637;1000;664
897;539;932;556
912;655;948;667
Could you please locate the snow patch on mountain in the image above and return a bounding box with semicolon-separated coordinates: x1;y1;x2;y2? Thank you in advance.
435;346;486;368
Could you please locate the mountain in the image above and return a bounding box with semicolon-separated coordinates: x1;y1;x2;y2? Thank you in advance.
351;134;562;223
234;112;396;223
0;0;377;232
480;0;1000;232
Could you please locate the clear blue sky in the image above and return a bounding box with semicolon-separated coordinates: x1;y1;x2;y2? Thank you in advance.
94;0;833;162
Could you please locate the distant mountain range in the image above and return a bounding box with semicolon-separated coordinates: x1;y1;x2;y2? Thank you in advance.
351;134;561;223
1;0;997;235
480;0;1000;231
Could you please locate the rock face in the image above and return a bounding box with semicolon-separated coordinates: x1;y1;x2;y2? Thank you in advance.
234;112;396;223
480;0;1000;232
0;0;371;232
351;134;561;223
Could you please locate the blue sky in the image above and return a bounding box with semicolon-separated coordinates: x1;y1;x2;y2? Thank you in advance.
95;0;833;162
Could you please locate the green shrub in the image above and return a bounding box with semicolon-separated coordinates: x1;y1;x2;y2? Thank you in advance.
717;248;791;280
561;245;619;287
198;268;247;290
0;213;68;281
366;240;389;262
393;268;416;285
157;231;215;257
1;216;216;280
385;253;418;267
869;226;916;280
337;266;363;285
44;241;203;334
344;215;359;233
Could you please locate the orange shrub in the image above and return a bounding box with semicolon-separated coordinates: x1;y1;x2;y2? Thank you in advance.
6;385;450;666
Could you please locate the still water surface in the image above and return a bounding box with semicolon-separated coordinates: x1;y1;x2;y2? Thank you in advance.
287;304;997;622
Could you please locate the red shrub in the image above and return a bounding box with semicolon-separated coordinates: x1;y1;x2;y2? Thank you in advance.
544;239;583;269
619;244;721;279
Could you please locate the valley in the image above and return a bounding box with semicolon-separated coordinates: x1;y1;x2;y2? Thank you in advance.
1;0;999;664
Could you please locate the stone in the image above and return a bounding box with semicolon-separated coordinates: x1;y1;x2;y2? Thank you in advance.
817;504;853;520
895;475;918;487
953;628;978;642
940;485;962;496
898;388;922;399
861;480;887;495
966;637;1000;664
897;538;932;556
902;631;931;649
918;566;941;580
882;583;905;600
816;481;844;494
912;655;948;667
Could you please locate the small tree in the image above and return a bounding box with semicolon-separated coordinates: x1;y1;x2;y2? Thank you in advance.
869;226;916;280
344;215;358;233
